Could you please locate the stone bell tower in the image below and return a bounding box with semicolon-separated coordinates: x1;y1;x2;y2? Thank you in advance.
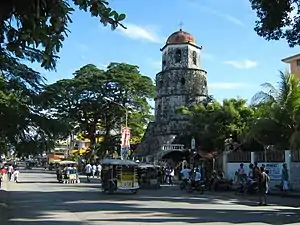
135;29;208;157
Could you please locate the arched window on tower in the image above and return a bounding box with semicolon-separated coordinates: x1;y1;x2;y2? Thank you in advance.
159;79;163;88
175;49;181;63
180;77;185;86
192;51;197;65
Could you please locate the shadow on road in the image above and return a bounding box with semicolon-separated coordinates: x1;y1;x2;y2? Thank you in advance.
6;186;300;225
17;181;58;184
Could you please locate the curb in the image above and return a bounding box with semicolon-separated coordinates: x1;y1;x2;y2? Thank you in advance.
268;192;300;198
216;191;300;199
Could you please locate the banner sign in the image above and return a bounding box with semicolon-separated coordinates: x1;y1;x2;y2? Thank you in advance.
121;127;131;160
265;163;282;181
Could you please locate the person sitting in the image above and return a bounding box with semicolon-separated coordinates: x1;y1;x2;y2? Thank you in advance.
180;166;191;181
194;168;202;183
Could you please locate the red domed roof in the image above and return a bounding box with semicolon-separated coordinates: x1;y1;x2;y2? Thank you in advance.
166;29;195;44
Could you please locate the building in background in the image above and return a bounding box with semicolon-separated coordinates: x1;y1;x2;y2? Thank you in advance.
282;53;300;78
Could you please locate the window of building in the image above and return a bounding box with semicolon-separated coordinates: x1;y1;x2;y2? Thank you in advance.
175;49;181;63
157;104;161;111
180;77;185;85
157;80;163;89
192;51;197;65
297;59;300;66
162;60;166;66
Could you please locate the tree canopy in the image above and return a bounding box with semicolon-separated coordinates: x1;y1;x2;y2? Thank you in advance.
0;0;125;70
249;71;300;150
0;0;124;156
250;0;300;47
177;98;255;152
41;63;155;156
179;71;300;153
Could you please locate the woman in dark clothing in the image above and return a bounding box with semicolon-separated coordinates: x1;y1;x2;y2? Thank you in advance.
258;167;268;206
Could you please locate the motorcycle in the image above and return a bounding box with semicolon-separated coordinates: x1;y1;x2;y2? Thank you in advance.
185;179;205;194
237;179;258;194
180;179;189;190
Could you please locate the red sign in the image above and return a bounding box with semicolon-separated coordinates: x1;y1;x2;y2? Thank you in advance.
121;127;131;159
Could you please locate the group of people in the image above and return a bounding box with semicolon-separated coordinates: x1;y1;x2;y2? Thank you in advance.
56;164;78;183
0;164;20;183
84;163;102;182
236;162;289;205
180;166;202;182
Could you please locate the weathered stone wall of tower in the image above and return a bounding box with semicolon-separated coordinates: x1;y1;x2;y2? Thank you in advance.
162;45;201;70
135;31;208;157
155;68;207;124
136;68;208;157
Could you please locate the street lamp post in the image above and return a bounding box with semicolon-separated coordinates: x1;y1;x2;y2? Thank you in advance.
103;97;128;128
104;97;129;159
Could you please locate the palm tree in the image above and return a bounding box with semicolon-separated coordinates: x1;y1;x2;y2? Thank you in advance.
250;71;300;150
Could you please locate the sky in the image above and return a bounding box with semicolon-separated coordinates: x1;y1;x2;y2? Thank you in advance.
32;0;300;103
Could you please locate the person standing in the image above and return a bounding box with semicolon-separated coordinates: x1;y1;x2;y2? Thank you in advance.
92;164;97;178
258;167;269;206
13;168;20;183
282;163;289;191
253;162;260;180
96;164;102;179
7;164;14;181
85;163;92;183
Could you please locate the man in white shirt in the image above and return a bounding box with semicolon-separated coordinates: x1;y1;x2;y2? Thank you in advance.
92;164;97;178
180;166;191;180
7;165;14;181
85;163;92;182
97;164;102;179
13;169;19;183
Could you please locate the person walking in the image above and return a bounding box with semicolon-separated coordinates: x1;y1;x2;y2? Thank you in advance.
13;168;20;183
92;164;97;178
258;167;270;206
7;164;14;181
85;163;92;183
96;164;102;179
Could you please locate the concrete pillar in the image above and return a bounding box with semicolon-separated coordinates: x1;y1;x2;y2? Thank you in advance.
285;150;291;183
222;153;227;178
251;152;255;164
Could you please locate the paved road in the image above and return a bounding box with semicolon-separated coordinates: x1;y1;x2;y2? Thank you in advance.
2;169;300;225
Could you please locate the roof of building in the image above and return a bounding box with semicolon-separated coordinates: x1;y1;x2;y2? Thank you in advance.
160;29;201;51
166;29;195;45
282;53;300;63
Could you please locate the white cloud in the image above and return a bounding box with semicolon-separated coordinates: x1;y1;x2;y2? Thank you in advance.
118;23;163;43
224;60;257;69
208;82;250;90
194;5;244;26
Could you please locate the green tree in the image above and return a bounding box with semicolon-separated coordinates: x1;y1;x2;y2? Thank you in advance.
249;71;300;150
179;98;254;152
0;1;125;155
0;0;125;70
249;0;300;47
41;63;155;156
